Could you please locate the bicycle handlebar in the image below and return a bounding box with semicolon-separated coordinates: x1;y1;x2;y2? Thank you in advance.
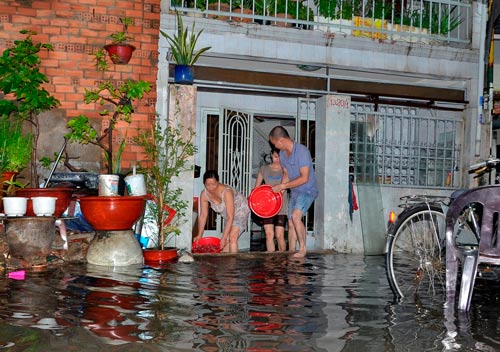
468;158;500;176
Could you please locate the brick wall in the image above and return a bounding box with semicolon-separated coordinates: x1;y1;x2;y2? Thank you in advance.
0;0;160;175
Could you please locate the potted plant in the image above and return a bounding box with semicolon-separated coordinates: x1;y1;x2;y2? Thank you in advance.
160;11;211;84
0;173;28;213
134;119;197;262
0;115;32;180
232;0;253;23
103;17;136;65
0;30;75;217
206;0;231;20
65;55;152;178
0;30;61;188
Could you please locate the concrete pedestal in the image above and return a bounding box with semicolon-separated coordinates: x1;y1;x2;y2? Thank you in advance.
86;230;144;266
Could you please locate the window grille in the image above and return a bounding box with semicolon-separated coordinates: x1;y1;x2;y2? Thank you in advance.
349;103;461;188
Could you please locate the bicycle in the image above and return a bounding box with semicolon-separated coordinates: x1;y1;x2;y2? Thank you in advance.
385;157;500;300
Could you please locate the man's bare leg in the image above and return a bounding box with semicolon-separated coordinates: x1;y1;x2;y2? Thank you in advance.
287;219;297;252
290;209;306;258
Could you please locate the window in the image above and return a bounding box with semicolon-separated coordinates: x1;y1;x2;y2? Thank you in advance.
350;103;461;188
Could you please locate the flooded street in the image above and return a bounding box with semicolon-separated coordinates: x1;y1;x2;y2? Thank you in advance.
0;252;499;351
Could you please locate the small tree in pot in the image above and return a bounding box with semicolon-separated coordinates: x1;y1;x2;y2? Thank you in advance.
65;79;151;175
135;119;196;256
0;30;61;187
66;39;151;176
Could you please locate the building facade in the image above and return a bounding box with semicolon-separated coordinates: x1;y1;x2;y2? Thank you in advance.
158;0;491;253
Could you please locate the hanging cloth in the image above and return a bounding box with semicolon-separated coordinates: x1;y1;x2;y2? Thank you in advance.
348;180;359;221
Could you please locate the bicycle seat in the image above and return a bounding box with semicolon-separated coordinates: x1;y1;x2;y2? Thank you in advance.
449;189;467;201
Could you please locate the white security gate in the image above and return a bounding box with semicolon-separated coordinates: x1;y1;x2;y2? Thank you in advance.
218;108;253;249
219;109;253;195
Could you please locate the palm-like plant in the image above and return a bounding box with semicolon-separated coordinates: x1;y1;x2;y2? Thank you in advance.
160;11;211;66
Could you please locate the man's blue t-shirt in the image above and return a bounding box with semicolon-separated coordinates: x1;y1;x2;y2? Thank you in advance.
280;142;318;197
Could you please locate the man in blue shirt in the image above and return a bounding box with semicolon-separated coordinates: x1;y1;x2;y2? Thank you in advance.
269;126;318;258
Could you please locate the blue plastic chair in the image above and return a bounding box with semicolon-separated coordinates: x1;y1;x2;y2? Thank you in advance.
445;185;500;311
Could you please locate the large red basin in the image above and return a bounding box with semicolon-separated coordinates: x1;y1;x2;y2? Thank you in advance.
16;188;74;218
79;196;146;231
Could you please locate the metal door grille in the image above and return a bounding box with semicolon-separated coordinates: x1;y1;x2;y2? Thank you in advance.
220;109;252;196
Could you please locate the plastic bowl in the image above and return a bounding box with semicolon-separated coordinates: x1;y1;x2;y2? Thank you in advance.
192;237;221;254
248;185;283;218
79;196;146;231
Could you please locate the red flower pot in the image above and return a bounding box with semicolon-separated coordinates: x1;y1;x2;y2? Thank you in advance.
143;248;178;264
16;187;74;217
0;171;18;213
2;171;18;185
103;44;136;64
79;196;145;231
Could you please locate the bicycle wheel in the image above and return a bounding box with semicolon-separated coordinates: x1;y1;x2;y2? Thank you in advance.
386;204;446;300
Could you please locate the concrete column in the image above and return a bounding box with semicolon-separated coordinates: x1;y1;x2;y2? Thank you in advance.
166;84;197;250
315;95;364;253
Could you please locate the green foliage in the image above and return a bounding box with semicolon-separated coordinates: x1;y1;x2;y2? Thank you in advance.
367;0;391;20
93;48;109;71
135;120;197;250
314;0;337;19
424;4;462;35
109;17;133;44
2;175;29;196
0;116;33;173
0;30;60;186
104;136;126;174
66;75;151;174
397;2;462;35
233;0;252;9
314;0;359;20
160;11;211;66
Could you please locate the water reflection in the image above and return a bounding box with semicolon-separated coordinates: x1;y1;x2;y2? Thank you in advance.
0;254;499;351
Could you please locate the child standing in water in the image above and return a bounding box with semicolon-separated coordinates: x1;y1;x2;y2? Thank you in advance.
254;148;288;252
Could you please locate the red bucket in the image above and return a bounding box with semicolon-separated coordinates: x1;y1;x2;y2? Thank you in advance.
248;185;283;218
192;237;221;254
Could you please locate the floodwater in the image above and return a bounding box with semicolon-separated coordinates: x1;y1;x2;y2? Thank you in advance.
0;253;499;351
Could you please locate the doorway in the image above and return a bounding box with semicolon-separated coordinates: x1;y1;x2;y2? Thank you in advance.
198;103;316;251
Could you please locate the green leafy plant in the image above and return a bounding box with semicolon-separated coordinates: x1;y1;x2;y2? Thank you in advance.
233;0;252;10
2;175;29;197
109;17;133;44
0;116;33;173
367;0;391;20
0;30;61;186
135;120;197;250
314;0;338;19
66;47;151;174
160;11;211;66
406;3;462;35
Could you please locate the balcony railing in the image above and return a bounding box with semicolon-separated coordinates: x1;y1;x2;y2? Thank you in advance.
170;0;471;44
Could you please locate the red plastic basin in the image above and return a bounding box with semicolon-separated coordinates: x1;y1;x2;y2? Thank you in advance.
192;237;221;254
79;196;146;231
248;185;283;218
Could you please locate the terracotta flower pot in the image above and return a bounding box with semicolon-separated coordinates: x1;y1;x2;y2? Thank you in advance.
79;196;146;231
143;248;178;264
16;188;74;218
2;171;18;186
103;44;136;64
